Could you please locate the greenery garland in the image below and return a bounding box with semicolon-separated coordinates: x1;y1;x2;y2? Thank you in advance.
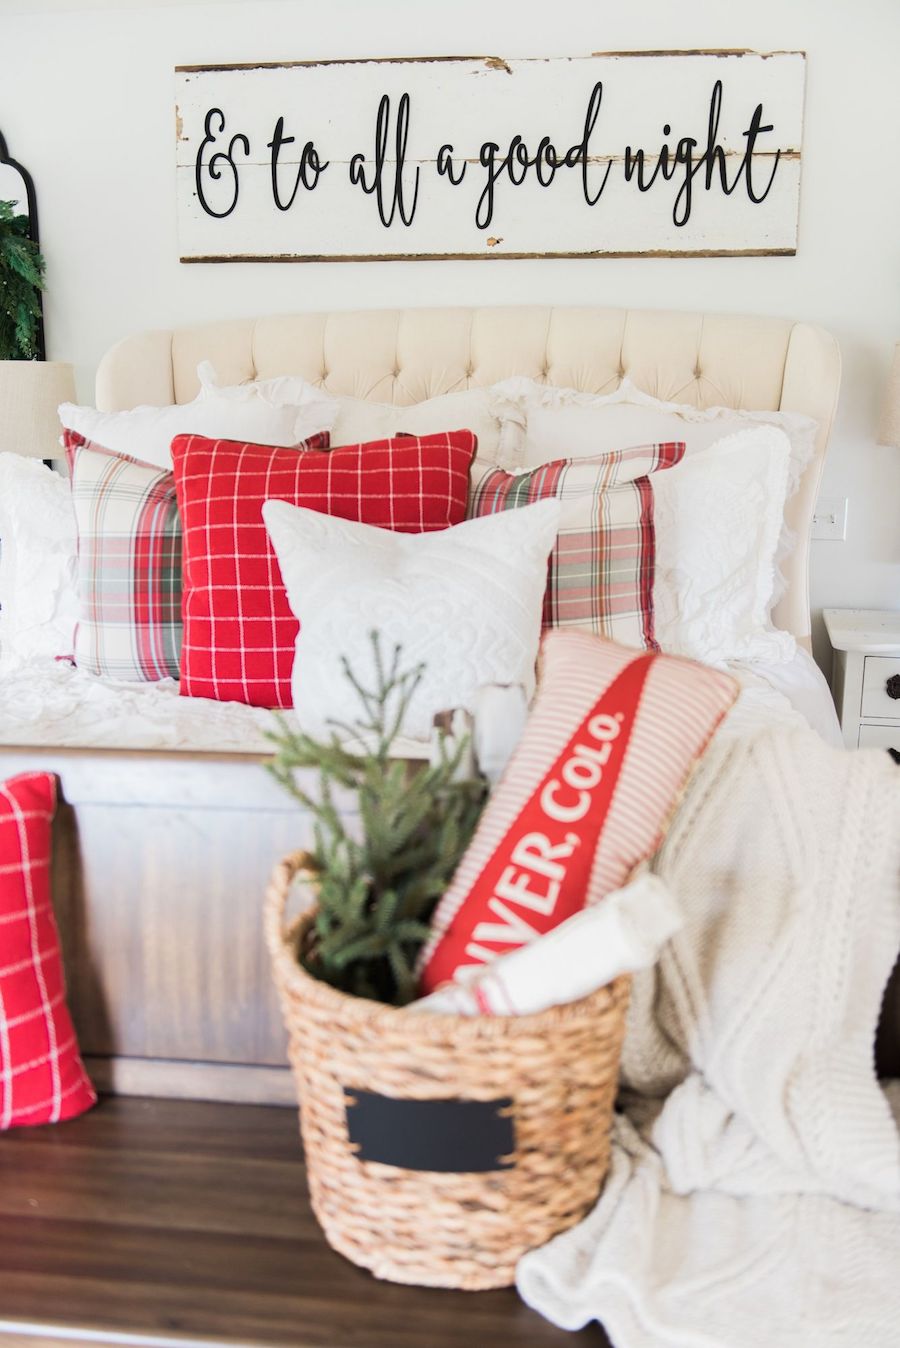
0;200;45;360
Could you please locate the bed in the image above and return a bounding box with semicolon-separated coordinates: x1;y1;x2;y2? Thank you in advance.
0;305;848;1104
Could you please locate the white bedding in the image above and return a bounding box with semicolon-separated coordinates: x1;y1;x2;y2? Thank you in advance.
727;647;842;747
0;648;840;756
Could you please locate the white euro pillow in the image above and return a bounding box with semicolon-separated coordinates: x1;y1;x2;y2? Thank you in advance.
491;374;817;485
58;361;337;470
0;454;79;669
263;497;560;742
652;426;796;665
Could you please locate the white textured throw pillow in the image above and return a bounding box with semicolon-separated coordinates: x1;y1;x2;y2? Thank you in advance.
58;362;337;470
0;454;79;669
652;427;796;665
263;497;560;741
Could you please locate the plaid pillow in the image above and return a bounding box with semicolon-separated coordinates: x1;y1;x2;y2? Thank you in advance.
468;442;684;651
171;430;477;709
65;431;183;681
0;772;96;1128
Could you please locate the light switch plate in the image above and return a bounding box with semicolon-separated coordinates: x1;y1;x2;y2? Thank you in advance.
812;496;848;541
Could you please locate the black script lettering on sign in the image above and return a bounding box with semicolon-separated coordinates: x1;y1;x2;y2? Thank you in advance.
474;81;612;230
624;81;781;227
190;78;784;234
194;108;249;219
267;116;329;211
348;92;420;227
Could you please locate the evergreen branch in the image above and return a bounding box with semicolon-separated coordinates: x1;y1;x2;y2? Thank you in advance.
267;632;488;1004
387;941;419;1006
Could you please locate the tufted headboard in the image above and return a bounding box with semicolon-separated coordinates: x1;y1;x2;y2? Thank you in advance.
96;305;841;646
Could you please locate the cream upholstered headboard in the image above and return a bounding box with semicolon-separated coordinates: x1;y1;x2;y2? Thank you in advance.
95;306;841;646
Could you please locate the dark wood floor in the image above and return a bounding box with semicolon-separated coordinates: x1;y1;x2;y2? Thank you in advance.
0;1095;611;1348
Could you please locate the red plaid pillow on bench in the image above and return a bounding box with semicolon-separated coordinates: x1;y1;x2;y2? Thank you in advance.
0;773;95;1128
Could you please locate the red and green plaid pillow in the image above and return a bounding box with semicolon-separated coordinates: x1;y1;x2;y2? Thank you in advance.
65;431;184;681
468;442;684;651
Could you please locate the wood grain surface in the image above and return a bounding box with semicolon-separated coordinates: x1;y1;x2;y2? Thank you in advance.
0;1096;610;1347
0;745;318;1102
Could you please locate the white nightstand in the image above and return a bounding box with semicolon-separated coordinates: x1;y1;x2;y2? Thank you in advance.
823;608;900;754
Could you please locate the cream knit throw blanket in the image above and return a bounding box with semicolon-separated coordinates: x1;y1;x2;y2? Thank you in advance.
518;727;900;1347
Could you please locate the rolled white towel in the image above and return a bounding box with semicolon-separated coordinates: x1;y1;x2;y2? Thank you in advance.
473;683;529;785
413;872;681;1017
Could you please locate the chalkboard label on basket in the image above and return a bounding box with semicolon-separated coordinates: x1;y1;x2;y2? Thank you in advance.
344;1089;515;1173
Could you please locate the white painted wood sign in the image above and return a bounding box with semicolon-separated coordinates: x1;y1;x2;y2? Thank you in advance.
175;52;805;262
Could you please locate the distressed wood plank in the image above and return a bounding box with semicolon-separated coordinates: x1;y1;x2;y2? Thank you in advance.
0;745;312;1079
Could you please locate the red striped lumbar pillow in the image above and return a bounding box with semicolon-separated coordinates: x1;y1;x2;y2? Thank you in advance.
0;772;95;1128
418;630;738;994
171;430;477;709
467;442;684;651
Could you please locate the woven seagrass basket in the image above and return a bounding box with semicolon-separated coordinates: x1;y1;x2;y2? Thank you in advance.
264;849;630;1290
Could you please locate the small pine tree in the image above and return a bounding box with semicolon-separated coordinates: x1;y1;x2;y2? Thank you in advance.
0;200;45;360
267;634;488;1005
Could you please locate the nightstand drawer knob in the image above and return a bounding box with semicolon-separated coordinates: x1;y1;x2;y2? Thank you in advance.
886;674;900;700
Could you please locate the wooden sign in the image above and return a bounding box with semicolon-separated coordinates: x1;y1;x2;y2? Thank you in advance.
175;51;805;263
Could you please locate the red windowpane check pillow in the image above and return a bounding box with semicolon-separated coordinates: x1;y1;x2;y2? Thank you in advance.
468;442;684;651
171;430;477;708
419;631;737;992
0;773;95;1128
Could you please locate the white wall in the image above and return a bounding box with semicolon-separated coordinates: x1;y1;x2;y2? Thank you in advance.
1;0;898;666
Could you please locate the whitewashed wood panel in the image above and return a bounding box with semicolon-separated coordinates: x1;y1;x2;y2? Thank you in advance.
175;52;805;262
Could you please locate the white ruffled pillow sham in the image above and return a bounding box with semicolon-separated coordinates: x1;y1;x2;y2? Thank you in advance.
653;427;796;665
489;376;817;664
244;373;505;462
60;367;504;473
0;454;79;670
491;374;817;483
263;497;560;742
58;361;338;470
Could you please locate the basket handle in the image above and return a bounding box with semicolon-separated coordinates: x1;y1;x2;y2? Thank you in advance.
264;848;318;957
